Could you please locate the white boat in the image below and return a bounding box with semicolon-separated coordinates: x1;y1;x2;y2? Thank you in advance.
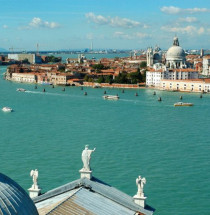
2;107;13;112
103;95;119;100
174;102;193;107
16;88;26;92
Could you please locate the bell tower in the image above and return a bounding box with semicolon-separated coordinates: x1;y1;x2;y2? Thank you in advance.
147;47;153;67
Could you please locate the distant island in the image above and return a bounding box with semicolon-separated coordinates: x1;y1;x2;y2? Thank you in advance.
2;37;210;92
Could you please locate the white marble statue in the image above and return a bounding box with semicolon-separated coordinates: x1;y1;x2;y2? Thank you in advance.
30;169;39;189
82;145;96;171
136;175;146;197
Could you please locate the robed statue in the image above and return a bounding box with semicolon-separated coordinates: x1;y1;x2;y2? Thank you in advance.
136;175;146;197
30;169;39;189
82;145;96;171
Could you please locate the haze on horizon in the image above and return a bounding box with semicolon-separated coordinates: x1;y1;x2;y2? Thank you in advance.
1;0;210;51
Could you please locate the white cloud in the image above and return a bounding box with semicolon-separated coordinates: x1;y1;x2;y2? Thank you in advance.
2;25;8;29
86;12;145;28
29;17;60;29
178;17;198;23
198;27;205;35
161;6;210;15
161;25;205;35
113;32;150;40
85;13;108;25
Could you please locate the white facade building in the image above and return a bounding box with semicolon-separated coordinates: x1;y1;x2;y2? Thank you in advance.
146;36;198;87
202;56;210;76
11;73;36;83
8;54;42;64
146;67;198;87
160;79;210;93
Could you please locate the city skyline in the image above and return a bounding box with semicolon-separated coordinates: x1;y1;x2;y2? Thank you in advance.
1;0;210;51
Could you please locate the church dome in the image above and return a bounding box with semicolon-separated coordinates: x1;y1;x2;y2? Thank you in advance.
0;173;38;215
166;46;185;60
166;37;185;61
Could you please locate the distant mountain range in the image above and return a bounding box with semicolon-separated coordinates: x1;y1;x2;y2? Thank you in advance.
0;47;8;52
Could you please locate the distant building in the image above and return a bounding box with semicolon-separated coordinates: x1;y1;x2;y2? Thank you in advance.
202;55;210;76
165;37;186;69
146;46;162;67
160;78;210;92
146;37;198;87
8;53;42;64
11;73;37;83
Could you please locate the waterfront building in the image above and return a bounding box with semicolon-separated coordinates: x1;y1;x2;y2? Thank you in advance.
8;53;42;64
202;55;210;76
10;73;37;83
146;66;165;87
146;37;198;87
160;78;210;92
146;66;198;87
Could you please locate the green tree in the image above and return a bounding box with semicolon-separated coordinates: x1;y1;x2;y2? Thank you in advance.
98;76;105;83
140;61;147;69
128;69;143;84
114;72;129;84
91;64;110;72
105;75;113;84
84;74;89;82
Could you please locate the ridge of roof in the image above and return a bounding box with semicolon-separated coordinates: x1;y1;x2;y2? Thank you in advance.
33;177;154;215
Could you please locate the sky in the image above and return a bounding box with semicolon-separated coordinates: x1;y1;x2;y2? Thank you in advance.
1;0;210;51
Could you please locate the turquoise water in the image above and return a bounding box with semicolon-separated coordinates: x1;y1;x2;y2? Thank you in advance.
0;65;210;214
49;53;130;62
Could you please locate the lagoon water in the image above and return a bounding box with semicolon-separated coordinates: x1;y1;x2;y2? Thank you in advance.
0;65;210;215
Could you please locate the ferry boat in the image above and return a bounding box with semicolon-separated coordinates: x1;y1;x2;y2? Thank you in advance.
103;95;119;100
16;88;26;92
2;107;13;112
174;102;193;107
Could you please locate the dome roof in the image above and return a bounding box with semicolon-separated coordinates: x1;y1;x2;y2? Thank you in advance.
153;53;161;61
166;37;185;61
0;173;38;215
166;45;185;60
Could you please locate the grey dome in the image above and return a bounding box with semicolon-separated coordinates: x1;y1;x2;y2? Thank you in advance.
166;46;185;61
0;173;38;215
166;37;185;61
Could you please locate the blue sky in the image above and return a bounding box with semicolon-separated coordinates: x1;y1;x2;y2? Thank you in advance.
1;0;210;51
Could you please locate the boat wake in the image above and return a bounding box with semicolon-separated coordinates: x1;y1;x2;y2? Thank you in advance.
25;90;76;97
120;99;140;103
25;90;92;99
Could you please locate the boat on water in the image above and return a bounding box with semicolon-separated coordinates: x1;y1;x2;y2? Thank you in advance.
174;102;193;107
103;95;119;100
2;107;13;112
16;88;26;92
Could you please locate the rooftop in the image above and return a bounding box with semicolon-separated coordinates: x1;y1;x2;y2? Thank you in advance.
34;177;154;215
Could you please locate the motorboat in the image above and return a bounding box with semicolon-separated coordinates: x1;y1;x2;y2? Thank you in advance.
93;85;101;88
103;95;119;100
2;107;13;112
16;88;26;92
174;102;193;107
